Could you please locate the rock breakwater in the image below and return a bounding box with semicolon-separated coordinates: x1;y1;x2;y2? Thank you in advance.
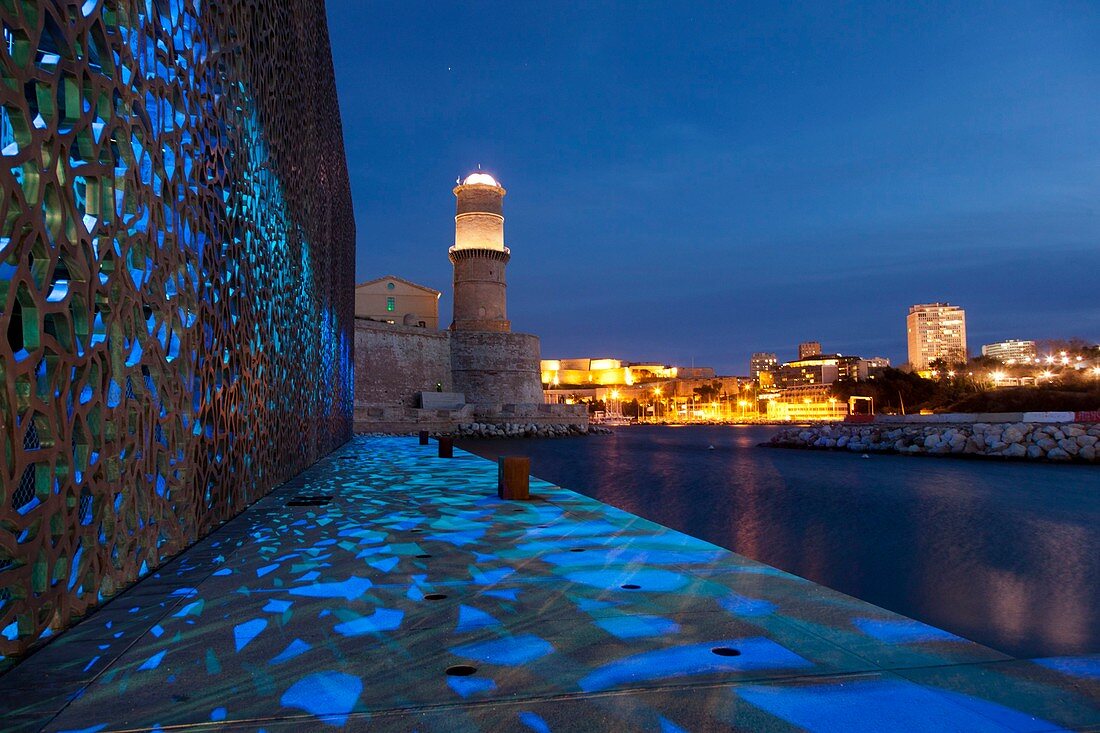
770;422;1099;462
454;422;612;438
361;424;611;439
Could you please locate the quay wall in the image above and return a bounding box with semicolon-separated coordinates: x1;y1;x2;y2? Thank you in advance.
770;422;1100;462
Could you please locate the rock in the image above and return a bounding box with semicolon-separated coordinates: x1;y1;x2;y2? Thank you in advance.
1077;435;1097;447
1057;438;1079;456
1005;443;1027;458
1080;445;1096;462
1026;445;1045;459
1047;447;1071;461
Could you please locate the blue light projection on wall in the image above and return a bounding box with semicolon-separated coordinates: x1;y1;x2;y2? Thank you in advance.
0;0;354;665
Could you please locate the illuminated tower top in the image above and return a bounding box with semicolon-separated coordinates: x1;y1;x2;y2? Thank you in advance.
451;172;507;253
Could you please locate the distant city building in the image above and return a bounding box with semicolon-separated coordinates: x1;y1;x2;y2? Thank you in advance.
860;356;891;379
776;354;866;388
906;303;967;370
982;339;1037;363
750;352;778;380
765;384;847;422
540;358;681;386
798;341;822;360
676;366;717;379
541;358;634;386
628;363;681;382
355;275;441;328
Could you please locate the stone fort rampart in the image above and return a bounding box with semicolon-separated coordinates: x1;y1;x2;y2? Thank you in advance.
354;319;584;432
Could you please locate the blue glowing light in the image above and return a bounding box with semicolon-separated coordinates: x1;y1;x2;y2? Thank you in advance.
853;617;962;645
270;639;311;666
578;637;811;692
332;608;404;636
594;614;681;639
280;671;362;726
450;634;554;666
288;576;372;601
233;618;267;652
737;678;1057;733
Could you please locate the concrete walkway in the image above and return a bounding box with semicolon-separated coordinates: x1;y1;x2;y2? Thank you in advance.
1;436;1096;732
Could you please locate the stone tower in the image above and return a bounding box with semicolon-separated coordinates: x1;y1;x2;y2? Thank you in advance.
449;172;510;332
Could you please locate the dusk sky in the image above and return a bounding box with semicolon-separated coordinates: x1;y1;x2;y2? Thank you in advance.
326;2;1100;374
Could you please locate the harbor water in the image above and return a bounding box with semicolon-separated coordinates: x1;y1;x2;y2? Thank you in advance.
460;424;1100;658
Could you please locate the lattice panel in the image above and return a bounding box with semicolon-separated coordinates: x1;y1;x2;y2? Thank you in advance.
0;0;354;666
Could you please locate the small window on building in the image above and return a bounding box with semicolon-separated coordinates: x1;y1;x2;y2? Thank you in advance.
387;282;395;290
386;296;395;312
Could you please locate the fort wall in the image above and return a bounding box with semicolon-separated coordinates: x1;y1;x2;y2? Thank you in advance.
451;331;545;405
355;320;453;408
354;321;570;432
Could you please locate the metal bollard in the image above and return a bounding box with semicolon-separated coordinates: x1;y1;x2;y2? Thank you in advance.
497;456;530;500
438;436;454;458
419;430;429;445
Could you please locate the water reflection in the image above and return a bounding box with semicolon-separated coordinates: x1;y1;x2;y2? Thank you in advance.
460;425;1100;657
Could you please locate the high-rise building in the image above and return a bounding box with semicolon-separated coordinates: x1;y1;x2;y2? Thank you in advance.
750;352;778;381
982;339;1037;363
907;303;967;370
798;341;822;359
